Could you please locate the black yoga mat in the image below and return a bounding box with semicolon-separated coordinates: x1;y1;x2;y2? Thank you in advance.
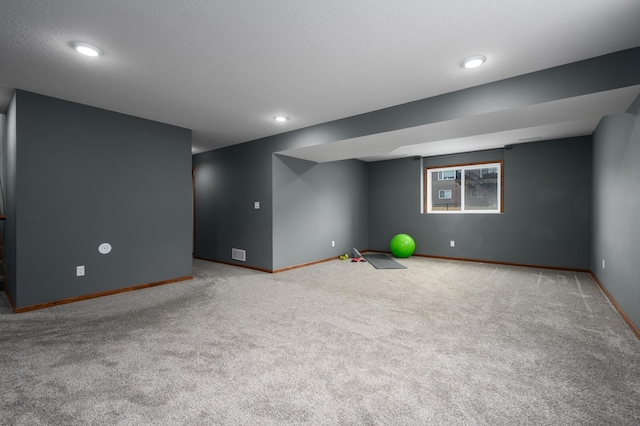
362;253;407;269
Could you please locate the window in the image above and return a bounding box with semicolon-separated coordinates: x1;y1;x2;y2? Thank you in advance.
438;170;456;180
425;161;502;213
439;189;452;199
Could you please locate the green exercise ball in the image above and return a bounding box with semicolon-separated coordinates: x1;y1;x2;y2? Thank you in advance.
390;234;416;258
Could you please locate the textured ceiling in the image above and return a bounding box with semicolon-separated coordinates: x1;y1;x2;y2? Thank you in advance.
1;0;640;160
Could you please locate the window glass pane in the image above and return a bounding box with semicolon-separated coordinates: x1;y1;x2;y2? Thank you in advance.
438;170;456;180
439;189;452;199
464;167;498;210
431;170;461;210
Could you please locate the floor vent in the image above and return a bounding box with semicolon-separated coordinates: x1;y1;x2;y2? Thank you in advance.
231;248;246;262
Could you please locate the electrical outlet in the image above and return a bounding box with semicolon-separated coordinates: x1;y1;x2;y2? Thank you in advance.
332;241;335;247
450;240;455;247
254;201;260;209
76;265;85;277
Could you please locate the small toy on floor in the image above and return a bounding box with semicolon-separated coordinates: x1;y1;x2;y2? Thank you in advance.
338;247;367;262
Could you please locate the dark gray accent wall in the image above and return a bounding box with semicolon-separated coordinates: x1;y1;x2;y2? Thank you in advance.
0;112;5;211
0;112;5;301
3;94;17;301
592;97;640;328
368;137;592;270
0;112;5;289
9;91;192;308
503;138;592;268
367;157;426;253
192;140;275;270
273;156;367;270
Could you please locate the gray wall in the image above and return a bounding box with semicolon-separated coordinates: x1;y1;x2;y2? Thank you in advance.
0;112;5;292
0;112;5;212
8;91;193;308
193;140;275;270
592;95;640;328
192;143;368;271
273;156;368;270
0;112;5;277
3;94;17;301
368;137;592;270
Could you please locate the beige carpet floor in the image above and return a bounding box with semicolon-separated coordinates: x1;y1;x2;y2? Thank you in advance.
1;257;639;425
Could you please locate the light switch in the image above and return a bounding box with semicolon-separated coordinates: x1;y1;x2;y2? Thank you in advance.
254;201;260;209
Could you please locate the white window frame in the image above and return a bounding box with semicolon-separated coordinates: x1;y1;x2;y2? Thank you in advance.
425;161;502;214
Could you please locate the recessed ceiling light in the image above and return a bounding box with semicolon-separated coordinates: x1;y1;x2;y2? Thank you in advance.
462;55;486;69
274;116;289;122
71;41;103;57
518;136;542;142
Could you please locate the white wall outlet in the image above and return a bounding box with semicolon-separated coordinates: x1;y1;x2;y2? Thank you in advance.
450;240;455;247
332;241;335;247
254;201;260;209
602;259;605;269
76;265;85;277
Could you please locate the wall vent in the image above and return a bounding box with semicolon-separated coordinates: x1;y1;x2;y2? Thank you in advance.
231;248;246;262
